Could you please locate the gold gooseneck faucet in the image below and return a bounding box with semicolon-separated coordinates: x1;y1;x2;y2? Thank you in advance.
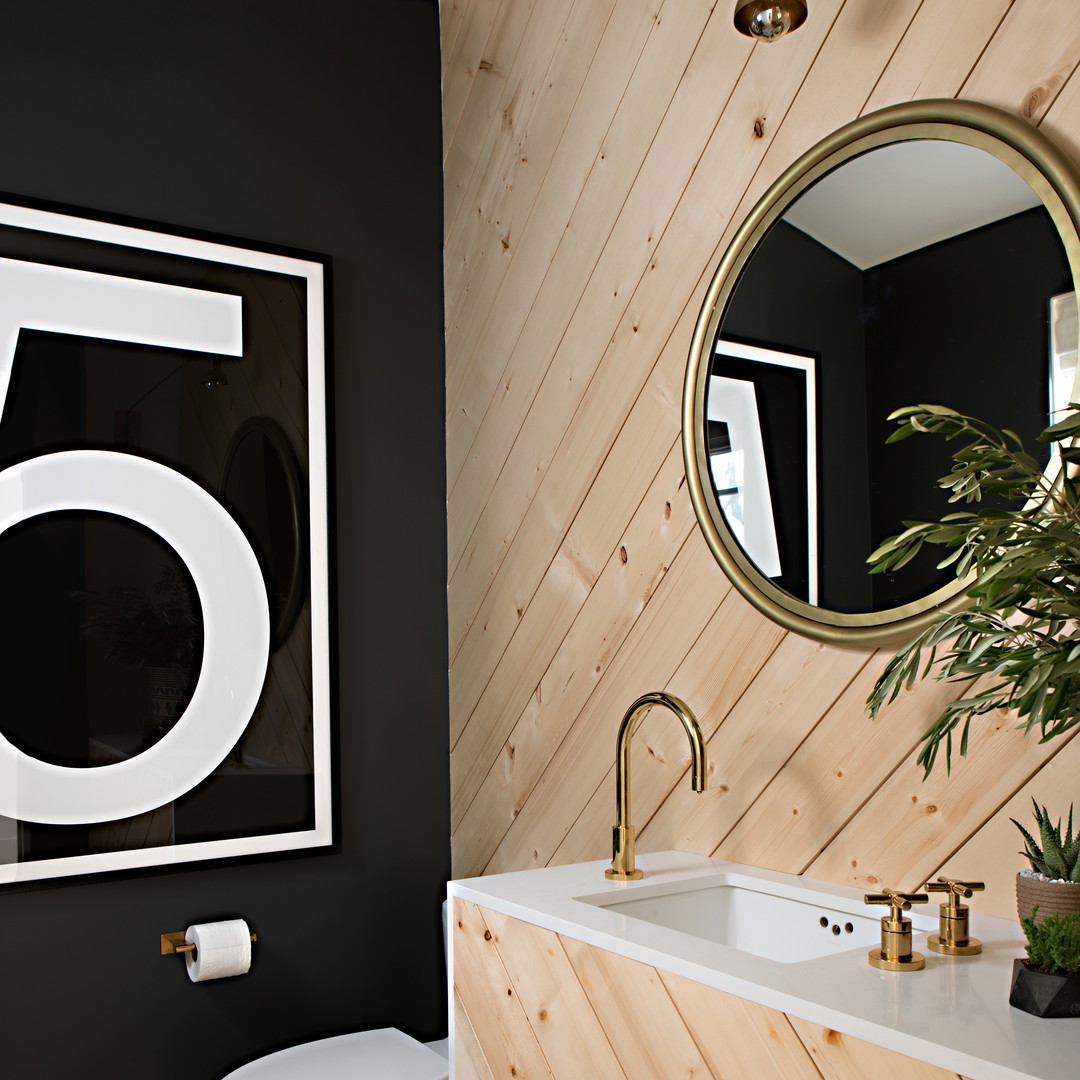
605;692;707;880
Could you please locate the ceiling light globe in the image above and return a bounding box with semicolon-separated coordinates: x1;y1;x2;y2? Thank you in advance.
734;1;808;42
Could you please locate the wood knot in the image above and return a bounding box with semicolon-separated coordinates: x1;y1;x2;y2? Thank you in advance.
753;116;766;138
537;1009;548;1022
483;930;492;941
620;545;628;563
478;59;493;72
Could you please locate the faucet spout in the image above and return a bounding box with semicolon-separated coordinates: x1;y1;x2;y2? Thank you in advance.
605;692;707;880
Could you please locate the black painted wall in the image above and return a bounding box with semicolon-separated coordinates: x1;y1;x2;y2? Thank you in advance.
0;3;449;1078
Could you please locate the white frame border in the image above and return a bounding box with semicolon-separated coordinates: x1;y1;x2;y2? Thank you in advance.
0;201;331;884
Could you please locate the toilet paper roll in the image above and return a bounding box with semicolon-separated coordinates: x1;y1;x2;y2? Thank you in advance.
185;919;252;983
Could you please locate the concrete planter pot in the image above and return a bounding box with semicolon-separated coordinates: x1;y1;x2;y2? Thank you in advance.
1010;959;1080;1018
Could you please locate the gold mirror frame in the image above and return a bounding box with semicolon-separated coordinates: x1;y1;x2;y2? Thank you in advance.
683;99;1080;647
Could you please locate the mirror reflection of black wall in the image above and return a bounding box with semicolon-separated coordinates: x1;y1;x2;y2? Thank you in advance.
0;224;316;863
718;206;1068;613
862;207;1065;607
720;219;870;612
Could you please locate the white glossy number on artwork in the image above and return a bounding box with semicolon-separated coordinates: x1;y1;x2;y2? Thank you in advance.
0;261;269;825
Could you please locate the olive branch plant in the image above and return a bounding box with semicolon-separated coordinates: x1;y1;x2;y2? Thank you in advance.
866;403;1080;776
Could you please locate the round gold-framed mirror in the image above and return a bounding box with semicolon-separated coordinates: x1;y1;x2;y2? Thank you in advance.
683;99;1080;647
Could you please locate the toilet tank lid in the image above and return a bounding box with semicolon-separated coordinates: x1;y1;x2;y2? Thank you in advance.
221;1027;449;1080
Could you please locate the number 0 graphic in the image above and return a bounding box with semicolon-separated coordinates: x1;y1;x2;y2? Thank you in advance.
0;260;270;825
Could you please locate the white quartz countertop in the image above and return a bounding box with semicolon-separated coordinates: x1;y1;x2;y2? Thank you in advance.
449;850;1080;1080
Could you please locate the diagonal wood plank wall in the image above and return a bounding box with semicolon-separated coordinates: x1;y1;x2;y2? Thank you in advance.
443;0;1080;920
453;899;976;1080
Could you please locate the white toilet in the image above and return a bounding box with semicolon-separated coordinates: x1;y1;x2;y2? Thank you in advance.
221;904;449;1079
221;1027;448;1079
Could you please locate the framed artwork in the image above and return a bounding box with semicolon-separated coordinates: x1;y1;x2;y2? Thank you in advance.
0;197;330;883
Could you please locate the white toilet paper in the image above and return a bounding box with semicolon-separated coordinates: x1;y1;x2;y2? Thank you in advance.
185;919;252;982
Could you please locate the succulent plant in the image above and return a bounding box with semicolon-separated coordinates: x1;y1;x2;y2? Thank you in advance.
1012;800;1080;883
1021;906;1080;975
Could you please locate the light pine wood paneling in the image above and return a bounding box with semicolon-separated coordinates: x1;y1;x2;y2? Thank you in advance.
658;969;824;1079
480;907;629;1078
453;903;966;1080
444;0;1080;951
960;0;1080;122
788;1014;962;1080
558;933;716;1078
445;0;667;468
452;992;494;1080
443;0;538;231
862;0;1014;111
452;899;555;1080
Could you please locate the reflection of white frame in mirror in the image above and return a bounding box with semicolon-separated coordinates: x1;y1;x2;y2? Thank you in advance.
706;375;781;580
710;340;818;605
1050;291;1078;431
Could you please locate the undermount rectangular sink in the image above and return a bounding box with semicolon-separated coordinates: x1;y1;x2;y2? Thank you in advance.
575;873;933;964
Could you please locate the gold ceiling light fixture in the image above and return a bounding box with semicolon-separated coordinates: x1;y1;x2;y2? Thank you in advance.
734;0;807;42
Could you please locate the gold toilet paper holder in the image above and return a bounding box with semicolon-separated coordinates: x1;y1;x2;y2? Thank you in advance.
160;929;257;957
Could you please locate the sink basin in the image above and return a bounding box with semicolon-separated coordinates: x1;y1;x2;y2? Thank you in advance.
575;871;934;963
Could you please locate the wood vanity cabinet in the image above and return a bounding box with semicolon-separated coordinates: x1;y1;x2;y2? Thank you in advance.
452;899;974;1080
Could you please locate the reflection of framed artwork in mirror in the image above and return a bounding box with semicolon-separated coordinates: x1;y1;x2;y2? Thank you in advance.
710;339;817;605
1050;291;1077;429
684;99;1080;647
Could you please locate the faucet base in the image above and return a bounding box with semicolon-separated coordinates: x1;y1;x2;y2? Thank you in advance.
928;933;981;955
869;948;925;971
608;824;643;879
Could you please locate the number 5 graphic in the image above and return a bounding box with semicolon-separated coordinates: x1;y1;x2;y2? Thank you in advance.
0;259;270;825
